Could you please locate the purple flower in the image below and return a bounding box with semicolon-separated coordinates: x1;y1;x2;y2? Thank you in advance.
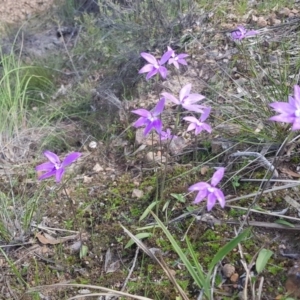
269;85;300;130
231;25;258;40
159;128;177;141
132;98;165;136
167;46;188;69
162;84;206;113
183;107;212;135
139;51;172;80
188;168;225;211
35;151;81;183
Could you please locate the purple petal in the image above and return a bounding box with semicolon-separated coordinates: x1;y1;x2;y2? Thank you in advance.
188;182;210;191
194;125;202;135
177;58;187;66
38;170;56;181
179;84;192;102
231;29;243;40
183;116;198;124
244;30;258;37
160;128;173;140
43;151;60;165
177;54;189;59
170;60;180;69
55;168;65;183
186;123;196;132
293;86;300;111
207;193;217;211
182;104;205;113
144;121;155;136
160;50;173;65
167;46;175;55
289;95;296;108
292;118;300;131
133;117;148;128
193;189;208;204
237;25;247;34
214;189;225;208
269;102;295;114
132;108;151;118
160;130;168;140
140;52;158;65
139;64;155;74
200;107;211;122
35;162;55;172
269;115;295;123
161;92;180;105
153;98;165;116
211;167;225;186
146;69;158;80
201;123;212;133
62;152;81;167
158;66;168;79
185;93;205;103
152;119;163;134
294;85;300;103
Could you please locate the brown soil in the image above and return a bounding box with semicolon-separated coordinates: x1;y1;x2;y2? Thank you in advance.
0;0;55;25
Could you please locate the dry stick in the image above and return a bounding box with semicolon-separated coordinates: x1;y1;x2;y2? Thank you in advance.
121;247;140;292
121;223;189;300
210;264;219;300
257;276;264;300
5;278;18;300
229;151;279;178
109;247;140;300
234;226;250;300
229;143;283;234
57;24;80;80
235;225;270;300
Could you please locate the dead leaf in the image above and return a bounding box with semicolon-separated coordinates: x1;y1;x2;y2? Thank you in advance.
92;163;103;172
284;195;300;212
83;176;93;183
35;232;78;245
104;248;120;273
132;189;144;199
200;165;209;175
106;260;120;273
280;167;300;178
104;247;112;271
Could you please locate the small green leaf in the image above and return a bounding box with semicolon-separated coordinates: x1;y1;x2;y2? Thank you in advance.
162;200;170;212
208;227;251;272
256;248;273;274
80;245;88;259
170;193;186;203
275;219;295;227
125;232;152;249
139;201;158;221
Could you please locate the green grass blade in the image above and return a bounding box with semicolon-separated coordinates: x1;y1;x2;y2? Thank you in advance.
139;201;158;222
208;227;251;272
152;212;210;299
186;237;207;287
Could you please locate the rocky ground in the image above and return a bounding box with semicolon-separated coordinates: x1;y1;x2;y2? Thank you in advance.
1;1;300;299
